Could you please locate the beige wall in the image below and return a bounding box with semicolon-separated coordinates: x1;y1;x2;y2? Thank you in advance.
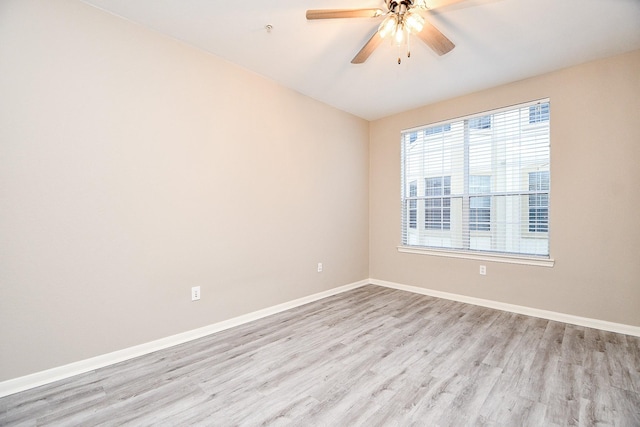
370;50;640;327
0;0;369;381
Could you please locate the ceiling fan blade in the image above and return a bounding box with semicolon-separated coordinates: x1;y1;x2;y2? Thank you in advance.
351;31;384;64
415;21;455;55
306;9;384;20
421;0;466;9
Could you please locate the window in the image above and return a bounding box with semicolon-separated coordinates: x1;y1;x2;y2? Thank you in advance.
401;100;550;257
528;171;549;233
469;115;491;130
409;181;417;229
470;176;491;231
424;124;451;136
425;177;450;230
529;103;549;123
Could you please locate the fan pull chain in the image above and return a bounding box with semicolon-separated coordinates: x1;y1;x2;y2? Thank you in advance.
398;33;411;64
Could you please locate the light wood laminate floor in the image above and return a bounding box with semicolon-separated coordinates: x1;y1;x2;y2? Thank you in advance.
1;285;639;426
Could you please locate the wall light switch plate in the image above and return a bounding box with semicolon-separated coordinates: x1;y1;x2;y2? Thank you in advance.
191;286;201;301
479;265;487;275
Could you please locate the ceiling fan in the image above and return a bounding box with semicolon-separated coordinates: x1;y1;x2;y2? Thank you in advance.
306;0;463;64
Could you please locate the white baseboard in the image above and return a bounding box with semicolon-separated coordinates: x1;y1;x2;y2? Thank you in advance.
0;279;369;398
370;278;640;338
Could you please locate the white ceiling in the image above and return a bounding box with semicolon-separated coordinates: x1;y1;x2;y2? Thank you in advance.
81;0;640;121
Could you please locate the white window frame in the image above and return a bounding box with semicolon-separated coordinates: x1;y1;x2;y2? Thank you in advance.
399;100;554;267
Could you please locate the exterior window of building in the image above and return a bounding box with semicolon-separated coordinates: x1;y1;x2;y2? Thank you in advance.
425;177;451;230
470;176;491;231
469;116;492;130
424;124;451;136
409;181;417;229
401;100;550;257
529;103;549;123
529;171;550;233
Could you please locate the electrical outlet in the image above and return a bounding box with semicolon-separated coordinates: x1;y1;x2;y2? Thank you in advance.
317;262;323;273
191;286;201;301
479;265;486;276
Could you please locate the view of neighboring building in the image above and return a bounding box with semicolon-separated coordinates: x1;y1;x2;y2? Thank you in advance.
402;101;550;257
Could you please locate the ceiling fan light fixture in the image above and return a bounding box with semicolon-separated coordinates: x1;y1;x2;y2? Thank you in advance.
306;0;457;64
394;23;406;45
378;14;398;38
405;11;425;33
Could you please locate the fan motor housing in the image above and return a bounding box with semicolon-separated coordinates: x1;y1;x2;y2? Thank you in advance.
387;0;413;15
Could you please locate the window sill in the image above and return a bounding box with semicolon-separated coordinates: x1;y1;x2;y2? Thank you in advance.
397;246;555;267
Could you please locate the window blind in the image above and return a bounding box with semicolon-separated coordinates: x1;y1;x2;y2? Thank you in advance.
401;100;550;257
